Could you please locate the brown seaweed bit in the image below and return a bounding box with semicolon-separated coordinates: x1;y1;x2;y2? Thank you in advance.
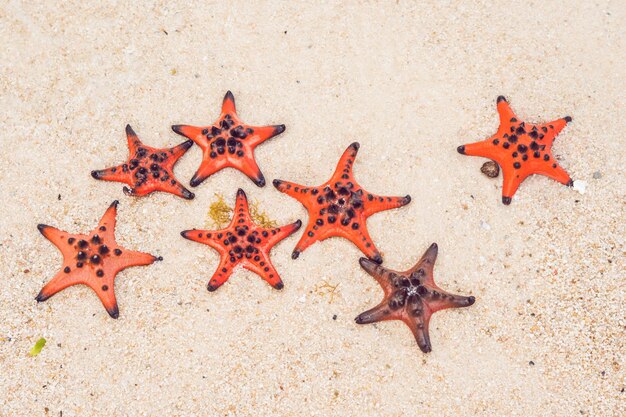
207;193;233;228
315;279;340;303
249;199;278;228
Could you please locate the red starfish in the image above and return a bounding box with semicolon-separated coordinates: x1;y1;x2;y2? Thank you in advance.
171;91;285;188
36;201;161;318
181;189;301;291
457;96;573;205
273;143;411;263
91;125;195;199
355;243;475;353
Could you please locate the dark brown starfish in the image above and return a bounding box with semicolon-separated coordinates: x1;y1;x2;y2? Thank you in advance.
355;243;475;353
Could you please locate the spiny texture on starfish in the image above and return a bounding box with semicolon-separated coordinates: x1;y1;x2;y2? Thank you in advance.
355;243;475;353
91;125;194;199
457;96;573;205
172;91;285;188
273;143;411;263
36;201;161;318
181;189;301;291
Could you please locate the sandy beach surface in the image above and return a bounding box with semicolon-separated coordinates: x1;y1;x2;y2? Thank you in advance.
1;1;624;416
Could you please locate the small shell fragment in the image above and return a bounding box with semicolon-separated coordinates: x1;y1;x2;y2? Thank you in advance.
480;160;500;178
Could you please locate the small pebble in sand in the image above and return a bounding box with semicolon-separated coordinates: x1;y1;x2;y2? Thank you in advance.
592;171;602;179
480;160;500;178
332;315;337;320
480;220;491;231
572;180;587;194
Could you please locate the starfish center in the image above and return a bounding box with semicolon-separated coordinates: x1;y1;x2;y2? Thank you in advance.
202;115;254;159
314;182;364;229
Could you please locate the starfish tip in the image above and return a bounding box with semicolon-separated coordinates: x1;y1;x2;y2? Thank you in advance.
110;200;119;208
254;176;266;187
497;95;507;103
156;256;163;261
467;296;476;306
107;306;120;319
35;291;48;302
180;230;189;238
224;90;235;101
36;224;47;233
182;189;195;200
294;219;302;229
566;179;574;187
274;124;286;135
181;139;194;150
502;196;512;205
291;250;300;260
236;188;246;197
402;195;412;205
420;344;432;354
274;282;284;290
189;176;203;188
350;142;360;151
207;283;219;292
90;170;101;179
171;124;183;135
272;179;282;188
564;116;573;123
457;145;466;154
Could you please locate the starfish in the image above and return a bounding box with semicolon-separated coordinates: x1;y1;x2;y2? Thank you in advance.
355;243;475;353
457;96;573;205
91;125;195;199
36;201;161;318
273;143;411;263
171;91;285;188
181;189;301;291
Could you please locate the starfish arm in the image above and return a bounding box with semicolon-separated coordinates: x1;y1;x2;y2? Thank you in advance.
91;164;130;184
291;220;324;259
331;142;359;180
457;139;496;159
537;117;571;147
125;124;143;155
536;162;573;185
402;310;433;353
424;291;475;313
180;229;229;253
244;254;284;289
167;139;194;163
36;270;86;302
221;90;237;115
272;179;313;205
264;220;302;249
359;257;395;293
501;166;528;204
496;96;518;128
97;201;119;238
362;193;411;217
355;302;397;324
115;249;159;270
189;159;227;187
162;179;195;200
236;152;266;187
207;255;234;291
37;224;70;250
246;124;286;147
341;223;382;264
233;189;251;219
123;183;155;197
407;243;438;283
171;124;208;150
91;280;119;318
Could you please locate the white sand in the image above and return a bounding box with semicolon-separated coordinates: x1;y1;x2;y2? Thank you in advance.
1;1;624;416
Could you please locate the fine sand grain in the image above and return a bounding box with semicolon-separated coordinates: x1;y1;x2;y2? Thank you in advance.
1;1;624;416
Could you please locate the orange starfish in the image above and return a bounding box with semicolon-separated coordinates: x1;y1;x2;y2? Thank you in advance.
91;125;194;199
356;243;475;353
181;189;301;291
457;96;573;204
273;143;411;263
172;91;285;188
36;201;161;318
